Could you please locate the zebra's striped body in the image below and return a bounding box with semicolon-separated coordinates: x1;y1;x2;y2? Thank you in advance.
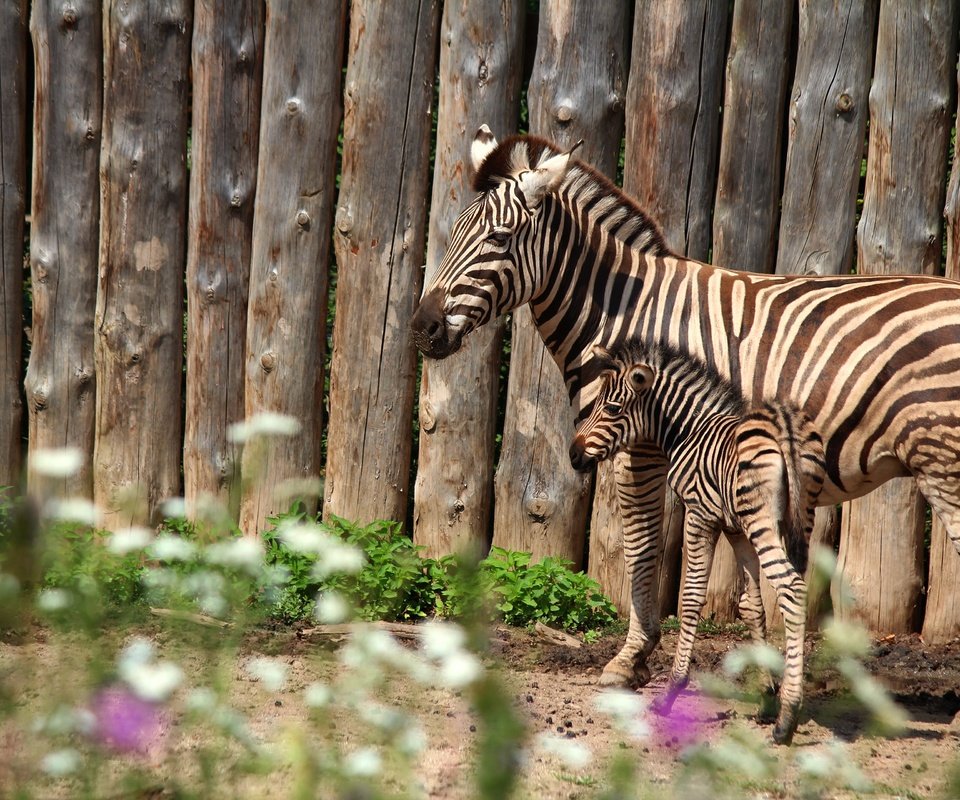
570;340;825;744
411;128;960;719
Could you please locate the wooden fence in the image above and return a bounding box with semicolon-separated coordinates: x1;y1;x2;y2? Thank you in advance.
2;0;960;642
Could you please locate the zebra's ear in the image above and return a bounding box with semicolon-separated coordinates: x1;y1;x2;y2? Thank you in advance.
471;125;499;172
627;364;654;392
519;141;582;207
591;344;616;372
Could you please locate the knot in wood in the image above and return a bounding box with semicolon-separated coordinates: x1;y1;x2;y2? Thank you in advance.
296;210;311;228
477;60;489;85
420;400;436;432
260;351;277;372
555;104;573;124
32;391;47;411
268;268;279;283
61;6;78;29
835;92;854;114
285;98;302;116
335;206;354;234
526;497;554;524
230;192;242;208
85;126;96;141
129;351;142;364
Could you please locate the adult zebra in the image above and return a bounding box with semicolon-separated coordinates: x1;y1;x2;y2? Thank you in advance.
410;126;960;697
570;340;826;744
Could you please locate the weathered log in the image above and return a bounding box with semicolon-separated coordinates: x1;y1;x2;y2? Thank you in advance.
25;1;101;499
703;0;792;623
838;0;958;633
239;0;346;537
184;0;264;517
412;0;525;558
921;51;960;644
776;0;878;277
590;0;729;615
767;0;877;629
95;1;192;527
492;0;629;567
0;1;28;490
324;0;440;526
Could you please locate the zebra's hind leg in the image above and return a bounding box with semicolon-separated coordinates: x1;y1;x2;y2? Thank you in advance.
651;513;719;717
727;531;778;722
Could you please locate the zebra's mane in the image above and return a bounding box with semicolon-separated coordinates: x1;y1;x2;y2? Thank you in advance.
608;339;747;417
472;134;672;257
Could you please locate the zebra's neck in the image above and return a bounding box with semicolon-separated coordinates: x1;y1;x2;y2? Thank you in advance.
524;166;670;404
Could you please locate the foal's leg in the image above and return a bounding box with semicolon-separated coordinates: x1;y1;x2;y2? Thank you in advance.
651;512;718;716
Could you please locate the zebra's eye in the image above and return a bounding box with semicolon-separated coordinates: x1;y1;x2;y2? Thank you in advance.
486;229;511;247
603;402;621;414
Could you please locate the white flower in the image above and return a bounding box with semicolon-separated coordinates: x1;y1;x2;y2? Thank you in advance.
277;519;329;555
823;618;871;659
536;732;593;770
438;650;482;689
117;638;183;702
312;539;365;578
722;643;785;678
592;689;650;740
47;498;99;526
205;537;264;575
344;746;382;778
304;682;332;709
118;637;155;668
246;657;287;692
227;412;301;443
160;497;187;519
419;621;468;660
149;534;196;562
315;592;351;624
41;748;82;777
31;447;83;478
397;724;427;757
186;687;218;712
108;526;154;555
37;588;71;612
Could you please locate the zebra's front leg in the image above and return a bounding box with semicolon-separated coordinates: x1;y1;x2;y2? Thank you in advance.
651;513;718;716
599;448;669;688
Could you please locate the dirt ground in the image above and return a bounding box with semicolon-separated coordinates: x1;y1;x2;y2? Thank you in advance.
2;621;960;799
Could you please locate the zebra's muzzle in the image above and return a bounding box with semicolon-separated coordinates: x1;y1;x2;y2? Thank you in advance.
569;436;597;473
411;286;465;359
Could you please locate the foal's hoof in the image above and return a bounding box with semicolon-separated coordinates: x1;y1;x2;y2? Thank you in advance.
772;705;800;746
599;661;651;689
650;692;677;717
757;687;779;724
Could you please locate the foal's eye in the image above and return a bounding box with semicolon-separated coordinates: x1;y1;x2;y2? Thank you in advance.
486;229;511;247
603;402;621;414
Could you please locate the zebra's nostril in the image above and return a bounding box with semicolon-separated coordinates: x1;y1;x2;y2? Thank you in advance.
426;318;443;339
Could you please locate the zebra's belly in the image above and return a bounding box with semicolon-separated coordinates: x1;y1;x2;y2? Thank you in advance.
814;455;910;506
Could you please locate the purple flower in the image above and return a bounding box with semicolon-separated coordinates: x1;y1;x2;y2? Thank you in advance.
90;685;167;754
647;690;714;750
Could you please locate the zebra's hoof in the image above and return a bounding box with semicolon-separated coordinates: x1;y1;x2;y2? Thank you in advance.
599;661;651;689
757;687;779;724
650;692;676;717
772;705;800;746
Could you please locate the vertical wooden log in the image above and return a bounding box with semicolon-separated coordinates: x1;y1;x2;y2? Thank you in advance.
239;0;345;537
25;1;102;499
0;1;28;490
323;1;440;526
491;0;629;568
590;0;729;615
924;69;960;642
838;0;958;634
768;0;877;630
95;1;192;527
184;0;264;515
703;0;793;623
412;0;524;558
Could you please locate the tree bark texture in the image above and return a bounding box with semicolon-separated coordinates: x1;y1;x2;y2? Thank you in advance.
412;0;525;559
776;0;877;277
703;0;792;623
921;55;960;644
95;1;192;527
0;1;28;490
838;0;958;633
25;1;101;499
185;0;264;517
591;0;729;615
491;0;629;568
323;0;440;527
239;0;345;537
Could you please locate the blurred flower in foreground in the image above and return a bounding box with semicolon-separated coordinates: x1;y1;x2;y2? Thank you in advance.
647;690;716;750
246;656;288;692
30;447;83;478
41;748;82;777
227;412;301;443
90;685;167;754
593;688;650;741
535;731;592;769
117;638;184;703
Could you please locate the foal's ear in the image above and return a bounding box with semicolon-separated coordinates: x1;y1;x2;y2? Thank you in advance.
627;363;654;391
591;344;616;372
519;140;583;207
471;124;499;172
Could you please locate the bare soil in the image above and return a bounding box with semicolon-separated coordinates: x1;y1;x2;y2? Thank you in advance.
2;621;959;799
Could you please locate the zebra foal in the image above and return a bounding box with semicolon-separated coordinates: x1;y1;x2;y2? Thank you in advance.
569;340;825;744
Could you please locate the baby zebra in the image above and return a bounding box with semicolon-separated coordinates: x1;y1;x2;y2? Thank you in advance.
569;340;825;745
